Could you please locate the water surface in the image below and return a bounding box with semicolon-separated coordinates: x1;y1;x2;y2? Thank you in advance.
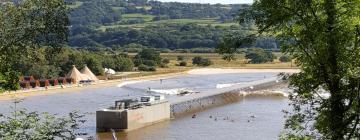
0;73;288;139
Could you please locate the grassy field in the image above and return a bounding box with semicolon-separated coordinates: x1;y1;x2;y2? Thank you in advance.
128;53;297;69
98;15;239;31
67;2;83;9
122;14;155;22
135;6;152;10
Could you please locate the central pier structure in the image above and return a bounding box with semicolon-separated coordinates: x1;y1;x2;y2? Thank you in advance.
97;77;283;131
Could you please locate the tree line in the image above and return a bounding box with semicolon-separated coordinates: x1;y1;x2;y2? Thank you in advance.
70;24;280;50
66;0;246;26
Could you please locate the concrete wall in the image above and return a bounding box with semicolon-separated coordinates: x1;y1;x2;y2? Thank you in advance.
96;101;171;132
170;80;283;117
96;110;128;132
126;102;171;131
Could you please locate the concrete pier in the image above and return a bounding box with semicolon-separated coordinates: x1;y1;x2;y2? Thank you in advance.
97;101;170;132
169;77;282;117
97;77;283;132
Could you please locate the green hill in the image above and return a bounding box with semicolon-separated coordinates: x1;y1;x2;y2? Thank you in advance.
66;0;278;51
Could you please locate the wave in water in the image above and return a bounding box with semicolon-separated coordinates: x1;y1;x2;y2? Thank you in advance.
150;88;194;95
216;82;244;89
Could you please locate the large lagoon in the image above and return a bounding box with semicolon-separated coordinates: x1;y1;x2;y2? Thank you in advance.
0;72;289;140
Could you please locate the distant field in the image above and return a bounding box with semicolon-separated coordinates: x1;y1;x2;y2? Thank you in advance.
122;14;155;22
98;17;239;31
135;6;152;10
128;53;297;69
67;2;83;9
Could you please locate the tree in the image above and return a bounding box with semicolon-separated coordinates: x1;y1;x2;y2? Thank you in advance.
198;58;213;67
245;48;275;64
0;74;5;93
192;56;203;65
279;55;292;63
0;108;85;139
85;56;104;76
218;0;360;139
192;56;213;66
177;56;185;61
0;0;69;91
134;48;161;67
113;55;134;72
162;58;170;65
179;61;187;66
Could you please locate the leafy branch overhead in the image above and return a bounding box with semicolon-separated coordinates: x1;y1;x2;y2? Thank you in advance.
0;0;69;90
0;109;86;140
222;0;360;139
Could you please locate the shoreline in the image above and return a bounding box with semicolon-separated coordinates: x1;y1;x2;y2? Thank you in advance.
0;68;299;101
0;71;187;101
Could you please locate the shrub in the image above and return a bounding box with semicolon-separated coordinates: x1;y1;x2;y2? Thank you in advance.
179;61;187;66
0;109;85;139
143;60;157;67
192;56;213;66
177;56;185;61
279;55;292;62
199;58;213;66
148;66;157;71
134;49;161;66
245;48;275;64
138;64;149;71
162;58;170;64
159;63;168;68
192;56;203;65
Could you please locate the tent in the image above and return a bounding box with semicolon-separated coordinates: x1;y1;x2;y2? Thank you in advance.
81;66;99;81
104;68;116;75
66;65;91;84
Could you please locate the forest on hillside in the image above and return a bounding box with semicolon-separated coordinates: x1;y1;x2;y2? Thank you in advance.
65;0;279;51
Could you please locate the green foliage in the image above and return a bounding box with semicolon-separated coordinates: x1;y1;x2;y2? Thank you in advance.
134;48;161;68
279;55;292;63
0;0;69;91
138;64;156;71
70;24;232;49
245;48;275;64
192;56;213;66
0;108;85;139
113;55;134;72
85;56;104;76
216;31;256;61
179;61;187;67
198;58;213;66
69;0;121;25
234;0;360;139
162;58;170;64
177;56;185;61
0;74;5;93
192;56;203;65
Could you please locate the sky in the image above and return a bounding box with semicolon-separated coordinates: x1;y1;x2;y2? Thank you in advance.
158;0;253;4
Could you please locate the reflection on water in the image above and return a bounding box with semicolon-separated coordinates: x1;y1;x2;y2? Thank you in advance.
98;96;288;140
0;73;285;139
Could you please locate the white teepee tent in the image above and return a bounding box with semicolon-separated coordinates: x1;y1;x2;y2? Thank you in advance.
66;65;91;84
81;65;99;82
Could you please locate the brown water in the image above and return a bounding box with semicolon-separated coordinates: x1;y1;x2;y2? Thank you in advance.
97;96;289;140
0;73;289;139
